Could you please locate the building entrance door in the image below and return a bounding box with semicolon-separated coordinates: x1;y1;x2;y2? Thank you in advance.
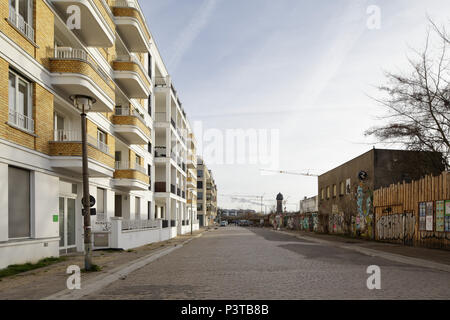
59;197;76;254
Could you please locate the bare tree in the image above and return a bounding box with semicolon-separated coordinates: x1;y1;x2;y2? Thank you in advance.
366;21;450;168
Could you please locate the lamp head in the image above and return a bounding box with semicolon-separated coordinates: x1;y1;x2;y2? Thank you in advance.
70;95;96;112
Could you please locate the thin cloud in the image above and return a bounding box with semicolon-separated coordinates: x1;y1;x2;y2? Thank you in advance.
168;0;220;71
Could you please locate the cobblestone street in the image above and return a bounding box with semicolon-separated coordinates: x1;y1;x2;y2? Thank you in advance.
85;227;450;300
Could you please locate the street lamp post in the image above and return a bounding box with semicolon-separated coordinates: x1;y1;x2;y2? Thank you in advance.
71;95;96;271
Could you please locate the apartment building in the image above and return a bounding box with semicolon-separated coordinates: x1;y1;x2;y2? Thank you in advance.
196;157;218;227
186;127;199;231
0;0;198;269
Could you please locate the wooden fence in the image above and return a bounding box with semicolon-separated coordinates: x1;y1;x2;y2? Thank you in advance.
373;171;450;249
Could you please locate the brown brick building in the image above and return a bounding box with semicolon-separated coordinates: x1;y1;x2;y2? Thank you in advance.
318;148;444;238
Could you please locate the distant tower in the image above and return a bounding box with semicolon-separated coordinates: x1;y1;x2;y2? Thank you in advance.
276;193;284;214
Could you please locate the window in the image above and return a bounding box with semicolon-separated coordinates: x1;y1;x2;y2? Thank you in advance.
340;182;345;195
8;0;34;41
136;155;141;168
326;186;330;199
97;129;106;144
197;181;203;189
115;151;121;162
198;192;203;200
197;170;203;178
148;142;152;154
8;70;34;133
321;189;325;200
8;166;30;239
97;188;105;214
135;197;141;220
333;185;337;198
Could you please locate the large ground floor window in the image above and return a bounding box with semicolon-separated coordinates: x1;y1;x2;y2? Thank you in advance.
8;166;31;239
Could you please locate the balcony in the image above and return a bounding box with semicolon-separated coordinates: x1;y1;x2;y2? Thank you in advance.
113;56;151;99
187;177;196;188
113;107;150;145
113;161;149;190
154;146;167;158
188;155;197;169
50;47;115;112
51;0;115;47
112;1;150;52
49;130;115;177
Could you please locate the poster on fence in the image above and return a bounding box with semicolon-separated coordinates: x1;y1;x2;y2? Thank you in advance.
419;202;426;231
426;202;434;231
445;201;450;233
436;201;445;232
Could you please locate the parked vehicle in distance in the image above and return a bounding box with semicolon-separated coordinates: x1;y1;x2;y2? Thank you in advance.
220;221;228;227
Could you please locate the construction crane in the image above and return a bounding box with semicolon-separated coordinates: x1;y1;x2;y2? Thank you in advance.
260;169;319;177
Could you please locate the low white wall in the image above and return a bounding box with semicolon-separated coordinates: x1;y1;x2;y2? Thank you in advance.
160;227;171;242
111;218;178;250
118;228;160;251
0;238;59;269
193;223;199;231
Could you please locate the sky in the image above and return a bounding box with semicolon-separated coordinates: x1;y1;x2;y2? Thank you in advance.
139;0;450;212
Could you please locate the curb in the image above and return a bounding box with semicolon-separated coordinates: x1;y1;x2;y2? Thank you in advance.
273;230;450;273
42;232;205;300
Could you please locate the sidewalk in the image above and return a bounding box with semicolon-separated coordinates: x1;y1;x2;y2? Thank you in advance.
276;229;450;268
0;229;208;300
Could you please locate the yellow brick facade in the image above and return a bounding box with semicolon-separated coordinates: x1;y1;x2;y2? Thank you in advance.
112;115;151;139
113;169;148;184
49;142;115;168
0;1;54;69
112;60;150;88
112;7;151;41
49;59;115;100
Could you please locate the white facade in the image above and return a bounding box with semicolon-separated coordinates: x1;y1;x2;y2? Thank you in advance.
0;0;202;269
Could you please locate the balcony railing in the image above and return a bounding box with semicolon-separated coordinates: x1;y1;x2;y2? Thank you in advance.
88;135;109;154
115;161;146;174
9;110;34;133
122;219;158;231
114;54;148;80
155;146;167;157
155;76;168;87
53;47;109;82
115;106;145;123
8;6;34;42
112;0;139;9
53;130;81;142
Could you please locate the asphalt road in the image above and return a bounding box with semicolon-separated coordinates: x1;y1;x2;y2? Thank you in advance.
85;227;450;300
